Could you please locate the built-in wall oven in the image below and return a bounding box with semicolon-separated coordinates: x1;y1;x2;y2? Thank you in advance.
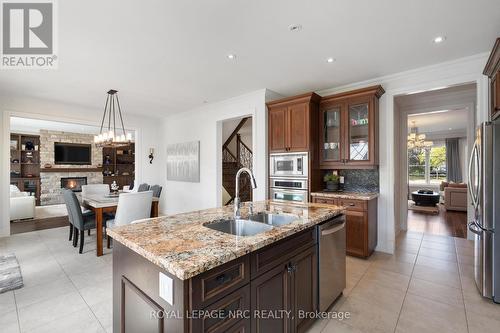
269;152;309;203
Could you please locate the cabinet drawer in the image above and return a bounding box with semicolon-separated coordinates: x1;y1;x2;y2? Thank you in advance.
338;199;366;212
191;256;250;309
251;228;316;277
191;285;250;333
313;197;337;205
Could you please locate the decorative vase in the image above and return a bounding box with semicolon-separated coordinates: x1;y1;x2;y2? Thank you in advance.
326;181;338;191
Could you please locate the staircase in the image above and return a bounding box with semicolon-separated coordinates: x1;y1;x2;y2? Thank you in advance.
223;118;253;205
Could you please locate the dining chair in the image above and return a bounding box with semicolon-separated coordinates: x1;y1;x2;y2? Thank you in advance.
137;183;150;192
106;191;153;248
150;185;162;198
63;189;104;254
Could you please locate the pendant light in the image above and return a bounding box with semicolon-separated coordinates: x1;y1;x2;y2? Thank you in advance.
94;89;133;147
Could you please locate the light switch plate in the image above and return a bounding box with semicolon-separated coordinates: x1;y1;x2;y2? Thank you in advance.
159;272;173;305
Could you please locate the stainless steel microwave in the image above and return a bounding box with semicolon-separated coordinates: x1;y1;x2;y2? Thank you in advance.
269;152;308;178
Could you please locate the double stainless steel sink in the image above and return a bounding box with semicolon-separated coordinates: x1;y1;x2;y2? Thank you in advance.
204;212;299;236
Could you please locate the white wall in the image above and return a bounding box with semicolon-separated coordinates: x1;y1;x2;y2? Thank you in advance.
160;90;268;215
0;95;165;237
318;53;490;253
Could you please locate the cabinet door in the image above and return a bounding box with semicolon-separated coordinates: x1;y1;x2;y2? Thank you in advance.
345;210;367;257
313;197;336;205
492;73;500;120
251;263;292;333
288;103;309;152
320;105;344;167
292;246;317;333
269;107;288;152
344;97;375;165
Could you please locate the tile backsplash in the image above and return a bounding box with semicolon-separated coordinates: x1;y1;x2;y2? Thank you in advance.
338;169;379;193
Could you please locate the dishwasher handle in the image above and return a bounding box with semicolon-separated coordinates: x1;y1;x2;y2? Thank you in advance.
321;222;345;236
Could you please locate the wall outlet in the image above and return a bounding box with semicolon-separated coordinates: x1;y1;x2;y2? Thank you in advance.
159;272;173;305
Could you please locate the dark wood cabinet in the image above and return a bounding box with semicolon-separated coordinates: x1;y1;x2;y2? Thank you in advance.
102;143;135;189
114;227;321;333
312;196;377;258
10;133;41;206
251;262;292;333
484;38;500;121
319;86;384;169
267;93;320;153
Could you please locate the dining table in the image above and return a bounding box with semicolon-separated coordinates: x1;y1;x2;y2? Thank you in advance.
82;193;159;256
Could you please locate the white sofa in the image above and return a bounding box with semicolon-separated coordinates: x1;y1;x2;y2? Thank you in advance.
10;185;36;220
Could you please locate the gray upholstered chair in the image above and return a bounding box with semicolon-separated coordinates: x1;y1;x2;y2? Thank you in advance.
137;183;150;192
106;191;153;248
63;189;104;253
150;185;162;198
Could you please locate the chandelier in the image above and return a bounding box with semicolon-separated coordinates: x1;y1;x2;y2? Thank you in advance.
407;121;433;149
94;90;133;147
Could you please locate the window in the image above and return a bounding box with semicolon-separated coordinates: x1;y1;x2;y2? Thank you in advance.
408;144;447;185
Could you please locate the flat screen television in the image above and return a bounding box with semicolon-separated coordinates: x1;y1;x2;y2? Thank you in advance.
54;143;92;165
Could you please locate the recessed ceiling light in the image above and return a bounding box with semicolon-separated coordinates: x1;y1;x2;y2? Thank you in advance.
227;54;236;60
327;58;335;63
288;24;302;32
433;36;446;44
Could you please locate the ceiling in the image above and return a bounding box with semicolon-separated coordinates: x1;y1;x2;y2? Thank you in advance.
408;109;468;134
10;117;134;135
1;0;499;118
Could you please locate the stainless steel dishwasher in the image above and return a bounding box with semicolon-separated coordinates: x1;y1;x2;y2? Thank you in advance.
317;215;346;312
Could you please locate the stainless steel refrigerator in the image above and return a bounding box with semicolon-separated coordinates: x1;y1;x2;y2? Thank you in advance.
468;120;500;303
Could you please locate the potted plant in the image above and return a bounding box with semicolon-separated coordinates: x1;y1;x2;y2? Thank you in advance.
323;173;339;191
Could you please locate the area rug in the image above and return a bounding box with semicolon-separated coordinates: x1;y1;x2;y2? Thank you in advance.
408;200;439;214
0;254;23;293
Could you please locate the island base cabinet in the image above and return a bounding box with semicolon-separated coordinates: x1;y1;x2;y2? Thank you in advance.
250;245;317;333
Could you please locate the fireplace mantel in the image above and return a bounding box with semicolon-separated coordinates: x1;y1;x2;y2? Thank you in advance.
41;167;102;173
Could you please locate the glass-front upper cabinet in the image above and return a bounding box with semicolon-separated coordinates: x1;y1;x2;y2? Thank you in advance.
319;85;383;169
347;102;369;161
320;106;342;163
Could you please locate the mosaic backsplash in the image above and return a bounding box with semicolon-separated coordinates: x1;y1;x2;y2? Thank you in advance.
338;169;379;193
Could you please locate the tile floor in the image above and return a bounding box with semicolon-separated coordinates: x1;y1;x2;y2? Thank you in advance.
1;228;500;332
307;231;500;333
0;227;112;333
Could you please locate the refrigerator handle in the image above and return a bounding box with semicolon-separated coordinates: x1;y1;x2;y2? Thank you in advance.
467;141;478;208
468;220;482;235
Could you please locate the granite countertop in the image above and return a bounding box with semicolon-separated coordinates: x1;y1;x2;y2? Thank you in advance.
106;201;344;280
311;191;379;201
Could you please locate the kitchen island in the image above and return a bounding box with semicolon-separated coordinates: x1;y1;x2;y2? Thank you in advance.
107;200;344;333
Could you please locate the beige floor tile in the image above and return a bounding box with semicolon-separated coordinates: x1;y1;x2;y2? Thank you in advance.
336;296;400;333
26;307;105;333
396;242;420;254
17;291;88;332
90;298;113;332
78;278;113;306
467;309;500;333
14;276;75;309
396;294;467;333
369;257;414;276
412;264;461;289
0;291;16;313
454;237;473;249
415;255;459;273
458;262;475;279
322;319;366;332
456;244;474;256
397;231;423;240
0;309;20;333
349;281;406;313
359;267;410;292
460;275;478;293
305;318;328;333
417;246;457;262
420;240;456;253
462;288;500;318
397;238;422;247
407;277;464;308
422;234;455;244
457;253;474;266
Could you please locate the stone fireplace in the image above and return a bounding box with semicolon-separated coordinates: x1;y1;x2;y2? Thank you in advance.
61;177;87;192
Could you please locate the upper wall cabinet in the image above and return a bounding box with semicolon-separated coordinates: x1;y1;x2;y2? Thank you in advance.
484;38;500;121
267;93;320;153
319;85;384;169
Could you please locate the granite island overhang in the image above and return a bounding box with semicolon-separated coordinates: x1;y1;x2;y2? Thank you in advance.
108;200;345;333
